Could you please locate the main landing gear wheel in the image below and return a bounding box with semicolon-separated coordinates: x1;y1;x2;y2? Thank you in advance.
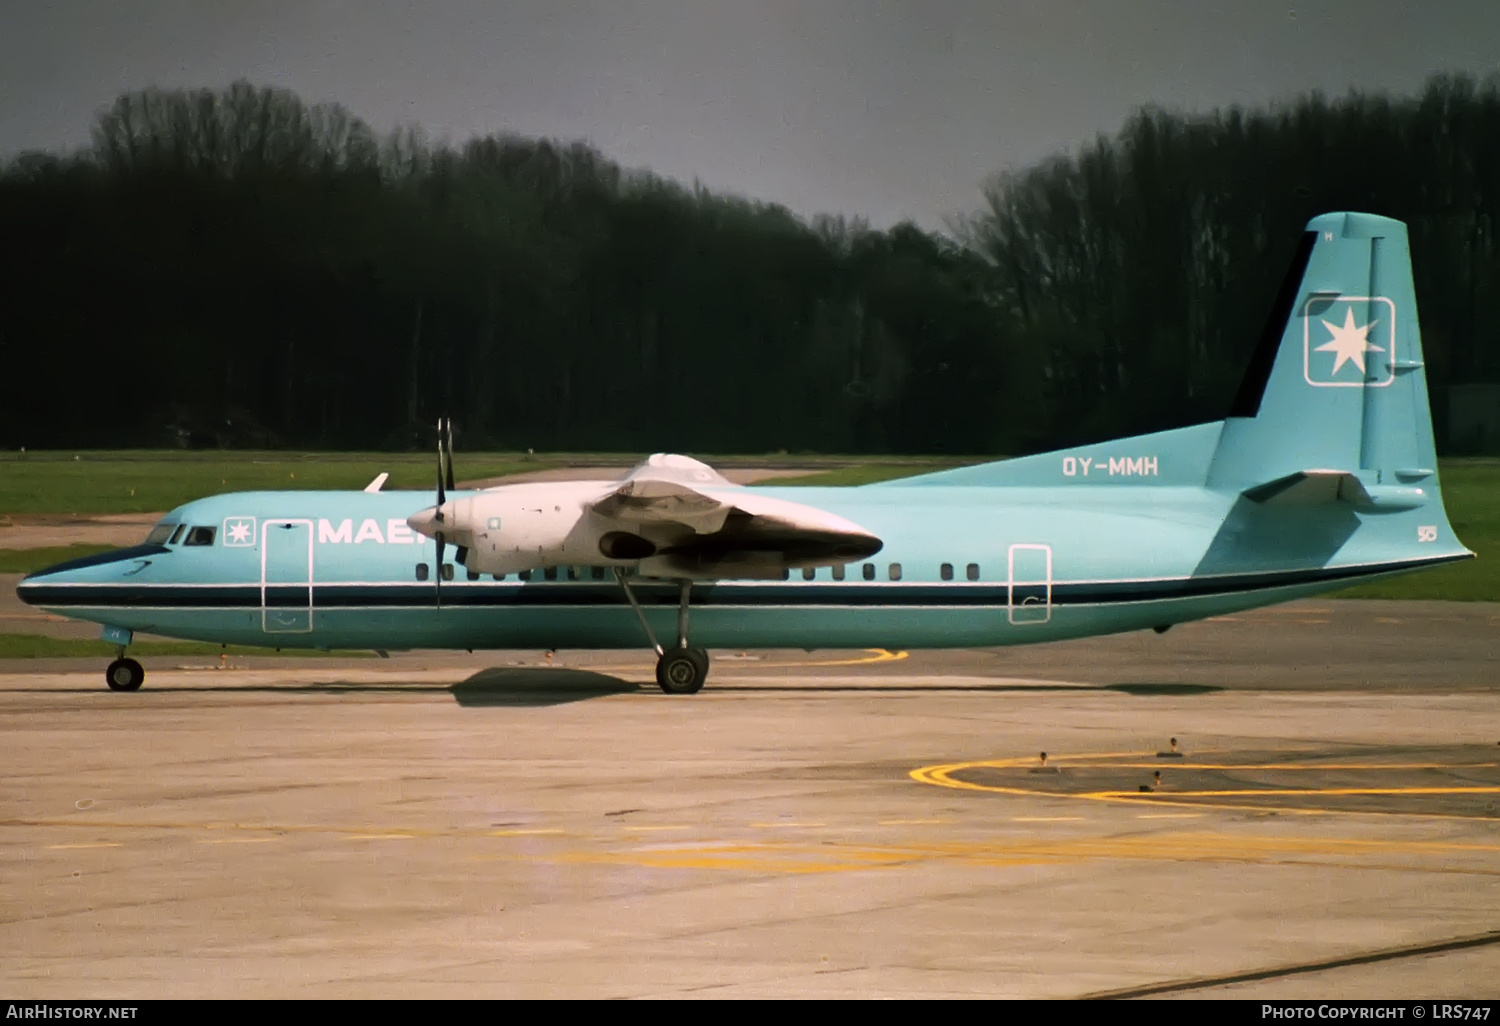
105;657;144;692
616;571;713;695
656;647;709;695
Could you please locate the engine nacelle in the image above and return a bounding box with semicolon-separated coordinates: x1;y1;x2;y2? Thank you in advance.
441;482;610;575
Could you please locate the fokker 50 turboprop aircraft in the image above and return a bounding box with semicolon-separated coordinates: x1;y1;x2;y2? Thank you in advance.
17;213;1473;694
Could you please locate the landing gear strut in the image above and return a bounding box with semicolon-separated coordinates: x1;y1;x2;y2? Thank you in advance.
616;571;710;694
105;654;144;692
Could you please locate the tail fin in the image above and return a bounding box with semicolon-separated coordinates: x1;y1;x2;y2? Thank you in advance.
890;212;1453;520
1207;212;1437;494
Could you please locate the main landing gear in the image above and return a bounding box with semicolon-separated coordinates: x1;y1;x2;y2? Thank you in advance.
616;571;710;694
105;655;144;692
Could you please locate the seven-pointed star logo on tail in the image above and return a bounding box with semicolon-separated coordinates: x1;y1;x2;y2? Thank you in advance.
1316;307;1384;376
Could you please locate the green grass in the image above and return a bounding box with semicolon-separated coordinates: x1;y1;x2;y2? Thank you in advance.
0;545;116;574
0;450;979;515
0;451;561;515
0;633;372;659
754;463;968;486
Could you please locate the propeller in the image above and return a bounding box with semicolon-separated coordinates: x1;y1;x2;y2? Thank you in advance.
421;417;470;608
433;417;450;608
442;418;470;565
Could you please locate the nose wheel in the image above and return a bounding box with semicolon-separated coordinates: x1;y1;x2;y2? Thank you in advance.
105;657;144;692
617;571;711;694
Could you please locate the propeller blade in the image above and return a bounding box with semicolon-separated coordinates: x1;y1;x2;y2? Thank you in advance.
432;417;457;608
435;418;446;516
443;417;456;492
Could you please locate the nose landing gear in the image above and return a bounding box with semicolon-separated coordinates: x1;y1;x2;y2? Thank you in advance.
105;656;144;692
616;571;710;694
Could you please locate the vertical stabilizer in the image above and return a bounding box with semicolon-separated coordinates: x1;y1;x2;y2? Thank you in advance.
1208;212;1437;491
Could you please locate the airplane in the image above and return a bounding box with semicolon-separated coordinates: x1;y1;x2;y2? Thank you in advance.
16;212;1473;694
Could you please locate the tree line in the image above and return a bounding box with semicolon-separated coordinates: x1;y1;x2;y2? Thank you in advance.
1;75;1496;454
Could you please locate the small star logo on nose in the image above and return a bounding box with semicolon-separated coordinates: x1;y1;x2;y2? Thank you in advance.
223;517;257;546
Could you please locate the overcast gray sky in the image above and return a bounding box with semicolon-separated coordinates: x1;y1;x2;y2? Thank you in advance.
3;1;1500;227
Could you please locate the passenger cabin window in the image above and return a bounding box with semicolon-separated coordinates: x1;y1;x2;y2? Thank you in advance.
518;569;532;581
831;564;845;581
144;522;178;545
183;526;217;546
940;563;954;581
467;569;480;581
591;566;606;581
862;563;875;581
802;567;816;581
967;563;980;581
889;563;902;581
492;573;505;581
415;563;430;582
543;566;558;581
440;564;454;582
780;568;790;581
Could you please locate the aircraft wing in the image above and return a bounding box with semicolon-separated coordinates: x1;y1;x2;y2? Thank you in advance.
589;462;735;534
587;454;883;577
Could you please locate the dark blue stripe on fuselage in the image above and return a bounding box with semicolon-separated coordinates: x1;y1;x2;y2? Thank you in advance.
18;554;1467;610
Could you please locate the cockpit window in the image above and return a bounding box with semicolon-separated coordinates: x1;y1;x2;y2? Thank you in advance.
168;524;186;545
144;522;179;545
183;526;217;546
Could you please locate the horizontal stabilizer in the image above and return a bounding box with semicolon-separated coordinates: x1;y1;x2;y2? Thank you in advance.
1242;470;1426;510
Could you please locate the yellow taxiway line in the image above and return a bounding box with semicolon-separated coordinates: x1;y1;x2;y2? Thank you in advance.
910;751;1500;818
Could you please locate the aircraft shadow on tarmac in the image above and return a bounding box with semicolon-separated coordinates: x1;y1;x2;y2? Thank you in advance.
450;667;646;707
1104;683;1224;696
424;673;1224;705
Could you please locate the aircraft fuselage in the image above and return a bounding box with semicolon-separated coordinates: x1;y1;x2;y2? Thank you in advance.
17;482;1465;653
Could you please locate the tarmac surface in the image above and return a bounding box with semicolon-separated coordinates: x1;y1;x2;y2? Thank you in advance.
3;600;1499;998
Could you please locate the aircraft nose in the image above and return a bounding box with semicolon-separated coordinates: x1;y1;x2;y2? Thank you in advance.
16;543;165;605
15;574;44;606
16;562;91;606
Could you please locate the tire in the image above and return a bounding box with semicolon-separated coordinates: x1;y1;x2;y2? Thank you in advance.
656;648;706;695
105;657;144;692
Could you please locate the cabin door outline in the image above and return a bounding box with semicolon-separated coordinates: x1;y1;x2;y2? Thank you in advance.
1007;543;1053;625
261;518;314;633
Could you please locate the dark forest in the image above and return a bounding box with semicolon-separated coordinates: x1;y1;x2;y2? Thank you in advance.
1;74;1496;454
